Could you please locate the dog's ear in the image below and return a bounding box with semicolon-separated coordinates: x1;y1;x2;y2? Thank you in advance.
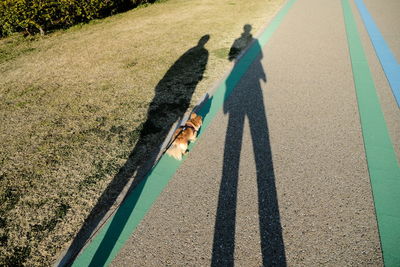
190;113;197;120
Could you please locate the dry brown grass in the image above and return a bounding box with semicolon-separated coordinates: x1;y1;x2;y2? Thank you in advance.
0;0;284;265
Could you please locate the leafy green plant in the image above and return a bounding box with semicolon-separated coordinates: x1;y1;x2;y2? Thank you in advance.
0;0;157;37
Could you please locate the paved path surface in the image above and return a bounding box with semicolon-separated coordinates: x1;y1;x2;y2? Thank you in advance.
72;0;400;266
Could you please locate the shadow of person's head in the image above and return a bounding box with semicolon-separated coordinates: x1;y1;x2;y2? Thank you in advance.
243;24;252;36
228;24;253;61
198;34;210;47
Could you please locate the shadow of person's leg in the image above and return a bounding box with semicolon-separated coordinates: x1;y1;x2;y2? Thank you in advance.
247;83;286;267
211;109;245;267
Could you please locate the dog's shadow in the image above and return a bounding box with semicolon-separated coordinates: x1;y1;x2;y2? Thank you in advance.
193;93;213;137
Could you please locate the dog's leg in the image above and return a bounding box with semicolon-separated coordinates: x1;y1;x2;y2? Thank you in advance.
179;143;188;157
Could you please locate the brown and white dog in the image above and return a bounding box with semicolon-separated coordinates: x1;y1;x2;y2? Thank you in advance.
166;113;202;160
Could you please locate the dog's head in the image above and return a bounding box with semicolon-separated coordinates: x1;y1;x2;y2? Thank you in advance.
188;113;203;130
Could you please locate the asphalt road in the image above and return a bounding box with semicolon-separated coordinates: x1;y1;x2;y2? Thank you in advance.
95;0;399;265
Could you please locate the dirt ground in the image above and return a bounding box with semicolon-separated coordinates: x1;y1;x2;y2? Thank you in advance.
0;0;285;265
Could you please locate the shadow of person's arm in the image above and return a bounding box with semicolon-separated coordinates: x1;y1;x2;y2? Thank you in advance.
261;70;267;83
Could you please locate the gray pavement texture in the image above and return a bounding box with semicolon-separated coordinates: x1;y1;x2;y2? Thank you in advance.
111;0;399;266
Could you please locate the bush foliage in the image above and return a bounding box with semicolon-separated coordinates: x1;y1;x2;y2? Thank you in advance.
0;0;156;37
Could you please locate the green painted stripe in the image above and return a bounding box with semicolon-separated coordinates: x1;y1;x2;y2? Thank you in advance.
72;1;297;266
341;1;400;266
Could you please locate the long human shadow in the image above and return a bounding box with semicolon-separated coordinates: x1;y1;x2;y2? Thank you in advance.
60;35;210;266
211;25;286;266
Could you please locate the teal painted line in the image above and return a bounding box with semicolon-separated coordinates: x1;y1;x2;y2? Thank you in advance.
341;1;400;266
72;1;297;266
73;156;181;267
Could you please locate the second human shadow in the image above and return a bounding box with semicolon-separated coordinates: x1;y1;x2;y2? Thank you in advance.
211;25;286;267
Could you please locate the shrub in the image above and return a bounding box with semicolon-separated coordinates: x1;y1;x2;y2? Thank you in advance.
0;0;157;37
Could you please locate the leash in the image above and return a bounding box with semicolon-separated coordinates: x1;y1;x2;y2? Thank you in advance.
161;107;201;155
162;126;186;153
153;109;198;166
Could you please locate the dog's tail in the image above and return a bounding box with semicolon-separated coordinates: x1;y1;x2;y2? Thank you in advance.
166;143;182;160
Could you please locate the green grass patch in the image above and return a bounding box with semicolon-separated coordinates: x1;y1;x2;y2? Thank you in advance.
212;47;230;59
0;35;39;64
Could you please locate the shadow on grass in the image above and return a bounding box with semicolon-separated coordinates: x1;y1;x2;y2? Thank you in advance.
211;25;286;266
59;34;210;266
